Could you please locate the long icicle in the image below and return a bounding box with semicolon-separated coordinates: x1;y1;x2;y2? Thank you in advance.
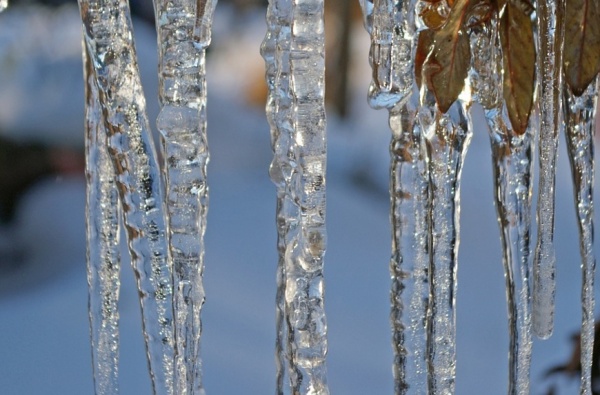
359;0;430;391
261;0;295;392
153;0;216;392
388;89;430;394
286;0;329;391
470;18;534;394
84;45;122;395
532;0;566;339
563;79;598;395
420;92;472;395
78;0;174;392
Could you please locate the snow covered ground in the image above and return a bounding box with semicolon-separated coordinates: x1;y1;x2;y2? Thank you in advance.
0;4;596;394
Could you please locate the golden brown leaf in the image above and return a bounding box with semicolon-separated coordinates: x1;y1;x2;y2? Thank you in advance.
499;1;535;134
423;0;472;113
415;29;435;89
420;4;449;29
563;0;600;96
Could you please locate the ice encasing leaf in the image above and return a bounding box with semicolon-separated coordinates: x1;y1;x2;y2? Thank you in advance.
563;0;600;96
498;0;535;135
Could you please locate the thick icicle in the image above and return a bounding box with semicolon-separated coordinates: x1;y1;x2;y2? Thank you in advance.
78;0;174;393
84;46;122;395
285;0;329;392
564;79;598;395
153;0;215;392
388;89;430;394
470;20;534;394
532;0;566;339
419;92;472;395
261;0;295;392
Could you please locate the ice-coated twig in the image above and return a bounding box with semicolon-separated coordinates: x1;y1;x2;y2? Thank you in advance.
260;0;295;392
388;89;430;394
153;0;215;392
419;91;472;395
532;0;566;339
285;0;329;392
84;46;122;395
470;20;534;394
78;0;174;393
563;79;598;395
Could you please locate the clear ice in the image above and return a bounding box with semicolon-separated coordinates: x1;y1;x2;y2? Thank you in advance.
84;46;122;395
79;0;174;392
153;0;215;391
388;89;430;394
470;19;533;394
419;91;472;395
564;79;598;395
532;0;566;339
262;0;329;392
359;0;430;392
261;0;295;392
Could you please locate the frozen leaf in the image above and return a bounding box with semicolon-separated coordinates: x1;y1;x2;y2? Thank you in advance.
563;0;600;96
415;29;435;89
422;0;473;112
498;1;535;134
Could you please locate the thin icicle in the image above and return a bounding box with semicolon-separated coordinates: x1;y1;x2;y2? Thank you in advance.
84;46;122;395
419;92;472;395
564;79;598;395
78;0;174;392
360;0;426;390
470;20;534;394
261;0;295;392
285;0;329;392
532;0;566;339
153;0;215;392
388;89;430;394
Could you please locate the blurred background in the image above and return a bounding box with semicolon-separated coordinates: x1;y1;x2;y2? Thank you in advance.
0;1;596;394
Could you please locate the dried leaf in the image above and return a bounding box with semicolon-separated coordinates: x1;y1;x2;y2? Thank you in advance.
415;29;435;89
499;1;535;134
563;0;600;96
423;0;472;112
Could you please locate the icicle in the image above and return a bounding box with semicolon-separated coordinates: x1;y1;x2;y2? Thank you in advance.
367;0;414;109
0;0;8;12
419;91;472;395
78;0;174;393
563;79;598;395
153;0;215;392
388;89;430;394
360;0;427;390
532;0;566;340
284;0;329;392
261;0;295;392
84;45;122;395
470;19;534;394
